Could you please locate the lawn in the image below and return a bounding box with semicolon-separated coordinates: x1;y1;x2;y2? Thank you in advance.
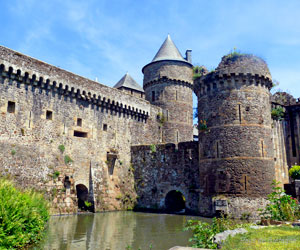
222;226;300;250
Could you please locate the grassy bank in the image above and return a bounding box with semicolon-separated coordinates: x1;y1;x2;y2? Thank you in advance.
222;226;300;250
0;178;49;249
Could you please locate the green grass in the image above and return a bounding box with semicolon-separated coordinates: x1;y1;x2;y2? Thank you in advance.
222;226;300;250
0;178;49;249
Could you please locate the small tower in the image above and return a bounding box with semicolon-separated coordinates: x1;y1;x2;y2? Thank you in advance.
194;54;275;217
114;73;144;98
142;35;193;143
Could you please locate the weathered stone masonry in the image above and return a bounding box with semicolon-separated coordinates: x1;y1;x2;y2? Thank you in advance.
0;45;162;214
0;35;297;218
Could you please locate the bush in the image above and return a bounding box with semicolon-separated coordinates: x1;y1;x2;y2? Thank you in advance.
64;155;73;164
258;180;300;221
289;165;300;180
150;144;156;154
58;144;65;153
271;106;285;121
184;215;252;249
0;178;49;249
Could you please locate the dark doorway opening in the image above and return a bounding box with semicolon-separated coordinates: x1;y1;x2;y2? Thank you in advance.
76;184;93;212
165;190;185;213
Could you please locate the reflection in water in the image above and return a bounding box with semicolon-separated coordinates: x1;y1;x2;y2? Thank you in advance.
33;211;208;250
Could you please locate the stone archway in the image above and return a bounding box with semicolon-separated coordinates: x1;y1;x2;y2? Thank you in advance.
165;190;186;212
76;184;89;211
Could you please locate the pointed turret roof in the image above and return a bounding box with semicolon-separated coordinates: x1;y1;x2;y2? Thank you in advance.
151;35;187;63
113;73;144;92
142;35;192;72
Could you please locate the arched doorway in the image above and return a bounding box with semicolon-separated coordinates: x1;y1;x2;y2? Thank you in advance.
165;190;186;213
76;184;90;211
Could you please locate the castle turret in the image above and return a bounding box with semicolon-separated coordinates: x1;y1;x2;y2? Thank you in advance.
194;54;275;217
114;72;144;98
142;35;193;143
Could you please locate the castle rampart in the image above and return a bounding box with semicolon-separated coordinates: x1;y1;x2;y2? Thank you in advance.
0;45;162;214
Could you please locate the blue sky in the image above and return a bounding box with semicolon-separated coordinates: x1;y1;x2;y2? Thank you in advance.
1;0;300;103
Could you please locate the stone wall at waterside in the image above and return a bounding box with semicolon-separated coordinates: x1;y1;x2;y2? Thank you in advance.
131;142;199;213
0;46;162;214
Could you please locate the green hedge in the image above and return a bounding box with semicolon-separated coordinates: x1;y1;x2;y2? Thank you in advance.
0;178;49;249
289;165;300;180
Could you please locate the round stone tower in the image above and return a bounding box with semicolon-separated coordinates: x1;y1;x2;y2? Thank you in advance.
194;54;275;218
143;35;193;143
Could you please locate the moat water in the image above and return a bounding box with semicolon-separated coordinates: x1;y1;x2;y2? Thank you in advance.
32;211;208;250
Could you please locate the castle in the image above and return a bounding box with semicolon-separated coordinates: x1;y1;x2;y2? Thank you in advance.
0;35;297;218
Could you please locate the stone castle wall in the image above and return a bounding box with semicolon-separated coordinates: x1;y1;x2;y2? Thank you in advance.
131;142;199;213
0;46;162;214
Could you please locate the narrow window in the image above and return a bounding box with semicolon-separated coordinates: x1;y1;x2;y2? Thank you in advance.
261;140;264;157
7;101;15;113
238;104;242;124
175;90;178;100
140;93;143;98
103;124;108;131
152;91;155;102
73;130;88;138
131;90;133;95
29;111;31;128
77;118;82;127
166;110;169;121
244;176;248;192
46;110;53;120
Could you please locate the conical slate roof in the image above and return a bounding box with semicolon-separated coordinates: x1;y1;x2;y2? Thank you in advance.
113;73;144;92
151;34;187;63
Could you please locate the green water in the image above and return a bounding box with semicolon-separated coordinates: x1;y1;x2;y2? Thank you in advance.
33;211;207;250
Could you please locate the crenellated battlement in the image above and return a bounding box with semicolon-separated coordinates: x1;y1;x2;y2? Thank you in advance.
0;46;153;121
143;76;193;90
194;72;272;98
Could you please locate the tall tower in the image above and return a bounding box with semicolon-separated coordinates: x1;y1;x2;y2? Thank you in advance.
194;54;275;217
142;35;193;143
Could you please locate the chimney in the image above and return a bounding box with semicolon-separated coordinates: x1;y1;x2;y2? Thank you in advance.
185;49;192;63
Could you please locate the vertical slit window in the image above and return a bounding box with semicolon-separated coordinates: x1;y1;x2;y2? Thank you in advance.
238;104;242;124
244;176;247;192
216;141;220;158
176;90;178;100
261;140;264;157
77;118;82;127
166;110;169;121
29;111;31;128
152;91;155;102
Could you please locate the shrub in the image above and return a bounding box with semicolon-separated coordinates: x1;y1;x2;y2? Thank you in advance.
193;66;207;80
150;144;156;153
58;144;65;153
11;149;16;156
52;171;60;179
223;48;246;63
289;165;300;180
157;112;166;125
64;155;73;164
198;119;208;132
271;106;285;121
184;215;252;249
84;201;92;207
0;178;49;249
258;180;300;221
